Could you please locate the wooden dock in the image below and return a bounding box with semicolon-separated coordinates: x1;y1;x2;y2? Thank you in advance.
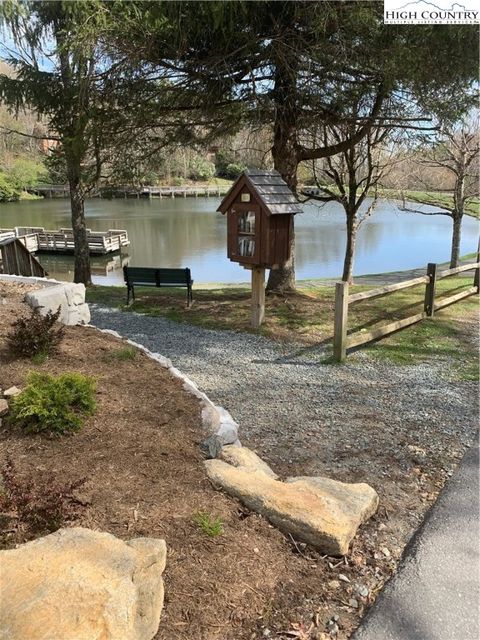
0;227;130;255
28;184;230;199
108;185;231;199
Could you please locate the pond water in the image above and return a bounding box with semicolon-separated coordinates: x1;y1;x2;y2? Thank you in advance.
1;196;478;285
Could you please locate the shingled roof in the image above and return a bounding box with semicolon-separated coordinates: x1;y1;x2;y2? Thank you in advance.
218;169;303;216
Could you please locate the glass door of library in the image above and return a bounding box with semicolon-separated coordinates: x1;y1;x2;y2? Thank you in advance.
229;205;260;264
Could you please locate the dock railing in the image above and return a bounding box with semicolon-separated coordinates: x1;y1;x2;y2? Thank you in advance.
0;226;130;255
333;260;480;362
28;184;231;199
35;229;129;254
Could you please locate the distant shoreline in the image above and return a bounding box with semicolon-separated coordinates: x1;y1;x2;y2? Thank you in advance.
5;186;479;220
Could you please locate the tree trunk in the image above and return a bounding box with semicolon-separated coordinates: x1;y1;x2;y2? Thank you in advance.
342;213;357;283
267;132;298;292
67;156;91;286
450;214;462;269
268;135;297;292
450;170;465;269
267;34;298;293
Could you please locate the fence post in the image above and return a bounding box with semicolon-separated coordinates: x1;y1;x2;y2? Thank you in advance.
424;263;437;317
333;281;349;362
474;242;479;291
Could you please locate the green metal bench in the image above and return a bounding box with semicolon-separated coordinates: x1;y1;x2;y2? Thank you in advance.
123;266;193;306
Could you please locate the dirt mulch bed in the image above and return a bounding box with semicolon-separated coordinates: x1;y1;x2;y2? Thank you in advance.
0;282;398;640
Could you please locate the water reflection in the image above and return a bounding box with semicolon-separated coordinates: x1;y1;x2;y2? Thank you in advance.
39;253;130;281
0;197;478;284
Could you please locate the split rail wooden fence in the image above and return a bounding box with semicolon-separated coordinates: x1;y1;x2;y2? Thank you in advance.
333;260;479;362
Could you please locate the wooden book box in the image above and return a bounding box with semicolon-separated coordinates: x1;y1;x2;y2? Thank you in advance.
217;170;302;268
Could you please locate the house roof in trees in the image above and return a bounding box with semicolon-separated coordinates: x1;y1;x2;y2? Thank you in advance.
217;169;303;215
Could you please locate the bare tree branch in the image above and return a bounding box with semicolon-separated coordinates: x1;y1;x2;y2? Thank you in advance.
0;125;61;142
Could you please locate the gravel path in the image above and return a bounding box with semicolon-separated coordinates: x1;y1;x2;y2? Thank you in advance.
91;304;478;549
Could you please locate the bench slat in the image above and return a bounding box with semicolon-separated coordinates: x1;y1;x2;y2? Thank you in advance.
124;267;192;286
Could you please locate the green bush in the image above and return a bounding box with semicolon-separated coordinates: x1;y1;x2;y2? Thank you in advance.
0;171;20;202
7;307;64;359
215;148;247;179
189;157;215;181
0;159;48;202
215;148;236;176
8;158;47;192
225;162;246;180
10;372;97;435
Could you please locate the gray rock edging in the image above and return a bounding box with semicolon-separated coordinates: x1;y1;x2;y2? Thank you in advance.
91;327;241;449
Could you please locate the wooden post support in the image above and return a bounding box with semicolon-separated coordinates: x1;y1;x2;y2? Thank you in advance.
251;267;266;329
333;281;349;362
12;240;20;274
424;263;437;317
474;240;479;291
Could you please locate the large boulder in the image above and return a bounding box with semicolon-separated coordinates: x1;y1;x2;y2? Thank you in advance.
25;283;90;325
0;527;166;640
205;460;378;555
219;445;278;479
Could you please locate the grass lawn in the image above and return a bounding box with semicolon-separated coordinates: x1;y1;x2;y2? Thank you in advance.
378;188;480;219
301;184;479;219
87;273;479;379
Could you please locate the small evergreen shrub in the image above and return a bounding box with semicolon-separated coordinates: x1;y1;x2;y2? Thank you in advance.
194;512;224;537
7;307;64;358
0;458;87;539
10;371;97;435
